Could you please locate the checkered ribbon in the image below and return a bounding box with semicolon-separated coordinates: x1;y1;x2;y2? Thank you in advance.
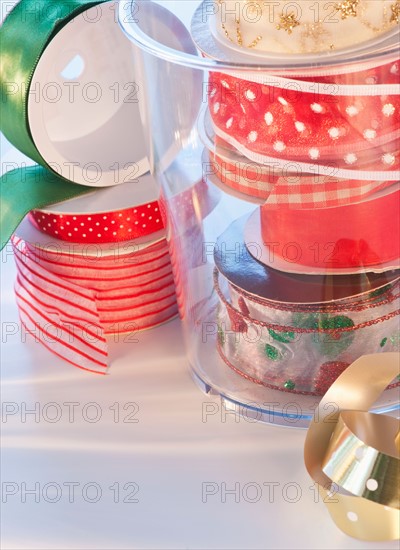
209;142;394;208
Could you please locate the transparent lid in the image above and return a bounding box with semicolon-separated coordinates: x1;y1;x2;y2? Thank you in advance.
119;0;399;73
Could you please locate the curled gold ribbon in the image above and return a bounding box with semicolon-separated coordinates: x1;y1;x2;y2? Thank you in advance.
304;353;400;541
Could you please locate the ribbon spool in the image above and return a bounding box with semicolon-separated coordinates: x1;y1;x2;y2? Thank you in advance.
0;0;201;248
0;0;142;246
192;1;400;66
196;17;400;180
199;107;396;207
208;1;400;56
29;174;164;243
244;184;400;274
207;67;400;178
305;353;399;541
214;216;400;395
12;173;221;372
13;214;178;374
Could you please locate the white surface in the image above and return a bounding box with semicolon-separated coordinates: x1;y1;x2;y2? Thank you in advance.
2;140;399;550
1;0;398;545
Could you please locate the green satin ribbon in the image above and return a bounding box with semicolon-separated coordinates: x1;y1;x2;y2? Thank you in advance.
0;165;94;248
0;0;108;249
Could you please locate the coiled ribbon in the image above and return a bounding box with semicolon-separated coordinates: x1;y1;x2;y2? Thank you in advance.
30;200;164;243
0;0;154;248
214;266;400;395
13;231;177;374
213;215;400;394
305;353;399;541
208;58;400;181
12;176;221;371
199;109;396;207
0;0;111;247
258;186;400;270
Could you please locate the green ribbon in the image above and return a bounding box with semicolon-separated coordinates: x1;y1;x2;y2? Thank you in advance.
0;166;95;248
0;0;108;249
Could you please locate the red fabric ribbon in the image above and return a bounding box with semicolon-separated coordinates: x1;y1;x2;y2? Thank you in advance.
210;148;277;199
208;140;394;207
12;179;221;372
208;59;400;174
30;201;164;243
260;187;400;270
13;234;178;374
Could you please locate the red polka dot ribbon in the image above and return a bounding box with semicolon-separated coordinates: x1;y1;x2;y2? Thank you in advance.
208;59;400;182
30;201;164;243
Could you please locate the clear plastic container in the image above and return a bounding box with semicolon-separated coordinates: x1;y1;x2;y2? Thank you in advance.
119;0;400;426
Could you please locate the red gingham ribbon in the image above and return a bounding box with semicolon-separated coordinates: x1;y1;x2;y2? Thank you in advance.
208;144;395;208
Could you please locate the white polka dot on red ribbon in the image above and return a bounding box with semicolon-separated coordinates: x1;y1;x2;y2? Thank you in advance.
209;60;400;172
30;202;164;243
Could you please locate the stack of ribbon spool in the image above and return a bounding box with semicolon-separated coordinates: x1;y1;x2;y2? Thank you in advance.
0;0;214;373
11;190;179;374
191;0;400;395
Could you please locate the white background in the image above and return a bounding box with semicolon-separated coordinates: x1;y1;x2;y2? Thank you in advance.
1;0;399;548
2;115;399;550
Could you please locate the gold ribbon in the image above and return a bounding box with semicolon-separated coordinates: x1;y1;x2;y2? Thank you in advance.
304;353;400;541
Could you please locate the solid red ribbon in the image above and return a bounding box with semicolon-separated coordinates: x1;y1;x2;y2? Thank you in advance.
30;201;164;243
260;187;400;270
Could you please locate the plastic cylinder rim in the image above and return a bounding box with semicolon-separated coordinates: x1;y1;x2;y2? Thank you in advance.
118;0;400;72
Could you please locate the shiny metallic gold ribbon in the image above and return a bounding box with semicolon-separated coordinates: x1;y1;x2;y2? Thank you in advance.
304;353;400;541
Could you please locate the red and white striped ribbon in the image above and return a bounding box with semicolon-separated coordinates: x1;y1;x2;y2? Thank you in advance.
13;234;178;374
12;177;221;372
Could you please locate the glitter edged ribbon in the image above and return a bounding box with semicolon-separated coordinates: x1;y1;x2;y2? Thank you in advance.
214;267;400;395
304;353;400;541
